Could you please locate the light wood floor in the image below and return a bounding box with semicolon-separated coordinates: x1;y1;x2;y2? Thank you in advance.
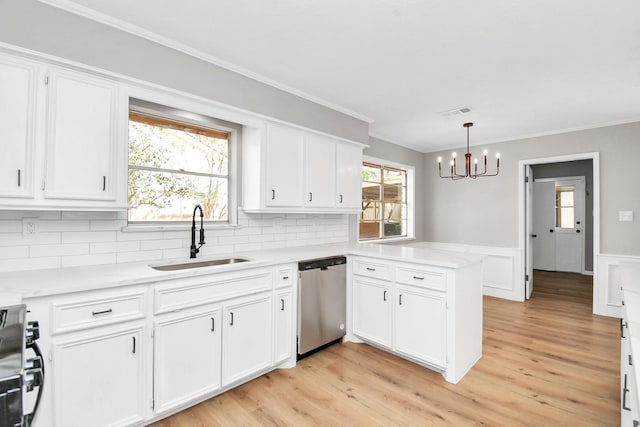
151;271;620;426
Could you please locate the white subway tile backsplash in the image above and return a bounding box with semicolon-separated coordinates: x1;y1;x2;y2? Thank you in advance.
0;211;350;272
0;246;29;259
62;231;116;243
30;243;88;258
62;253;117;268
116;250;163;263
90;241;141;254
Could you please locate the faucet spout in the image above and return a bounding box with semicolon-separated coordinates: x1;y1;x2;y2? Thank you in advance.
190;204;205;258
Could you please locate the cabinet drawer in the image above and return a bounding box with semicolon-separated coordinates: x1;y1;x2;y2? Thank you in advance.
155;269;273;314
352;258;392;281
275;267;294;289
395;264;447;291
51;289;146;334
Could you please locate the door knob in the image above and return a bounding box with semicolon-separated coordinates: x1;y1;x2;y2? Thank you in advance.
549;229;554;233
531;234;537;238
576;229;581;233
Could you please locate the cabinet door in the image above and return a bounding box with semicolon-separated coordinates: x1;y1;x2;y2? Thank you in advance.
304;134;335;207
274;290;294;365
154;307;221;414
395;285;446;368
222;294;273;386
265;124;303;207
352;277;392;348
336;142;362;209
45;68;118;201
0;55;37;198
52;326;144;427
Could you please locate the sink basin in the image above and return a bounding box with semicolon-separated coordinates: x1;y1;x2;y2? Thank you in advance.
151;257;251;271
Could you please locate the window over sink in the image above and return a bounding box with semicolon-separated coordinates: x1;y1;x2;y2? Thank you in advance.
127;99;240;224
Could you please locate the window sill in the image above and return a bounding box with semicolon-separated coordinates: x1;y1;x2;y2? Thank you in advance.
122;223;240;233
359;236;416;245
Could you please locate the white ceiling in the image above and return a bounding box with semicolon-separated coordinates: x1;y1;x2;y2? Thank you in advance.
41;0;640;152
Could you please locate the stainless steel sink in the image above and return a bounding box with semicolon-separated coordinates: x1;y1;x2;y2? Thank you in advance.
151;257;251;271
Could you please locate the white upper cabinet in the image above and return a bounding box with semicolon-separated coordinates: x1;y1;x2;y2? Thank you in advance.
264;123;304;207
44;68;120;203
243;122;364;213
336;142;363;209
0;51;127;210
0;55;37;198
304;133;335;208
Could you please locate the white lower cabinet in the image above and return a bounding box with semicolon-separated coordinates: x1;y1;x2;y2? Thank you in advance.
153;306;222;414
349;256;482;384
52;324;145;427
352;277;392;348
222;293;273;386
274;289;294;365
395;285;446;368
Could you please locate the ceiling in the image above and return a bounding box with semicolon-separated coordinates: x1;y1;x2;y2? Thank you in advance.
41;0;640;152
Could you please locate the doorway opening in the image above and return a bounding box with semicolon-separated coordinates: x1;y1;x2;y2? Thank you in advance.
519;153;600;313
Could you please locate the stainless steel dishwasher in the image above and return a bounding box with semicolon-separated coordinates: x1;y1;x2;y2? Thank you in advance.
297;256;347;357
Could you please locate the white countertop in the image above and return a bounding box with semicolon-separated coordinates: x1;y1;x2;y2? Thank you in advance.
0;242;485;299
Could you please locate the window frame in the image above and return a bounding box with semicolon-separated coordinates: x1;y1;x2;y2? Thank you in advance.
126;98;240;229
359;156;415;242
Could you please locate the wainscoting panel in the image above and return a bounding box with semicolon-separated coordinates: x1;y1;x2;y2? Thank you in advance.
595;254;640;317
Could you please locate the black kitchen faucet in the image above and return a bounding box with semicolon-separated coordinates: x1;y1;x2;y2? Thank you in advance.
190;204;205;258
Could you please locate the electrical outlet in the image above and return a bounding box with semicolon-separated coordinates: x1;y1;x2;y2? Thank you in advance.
22;218;39;237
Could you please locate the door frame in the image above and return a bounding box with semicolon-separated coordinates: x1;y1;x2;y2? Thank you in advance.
518;152;600;313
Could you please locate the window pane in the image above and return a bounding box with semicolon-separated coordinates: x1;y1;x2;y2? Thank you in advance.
361;201;381;221
362;164;381;183
383;220;405;237
128;169;228;222
360;221;381;240
556;207;574;229
129;120;228;175
383;168;406;186
383;183;405;203
362;182;381;201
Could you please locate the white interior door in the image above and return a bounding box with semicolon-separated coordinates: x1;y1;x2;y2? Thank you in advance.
554;178;585;273
532;181;556;271
525;165;534;300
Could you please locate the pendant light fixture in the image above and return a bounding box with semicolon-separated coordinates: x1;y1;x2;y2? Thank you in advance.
437;122;500;180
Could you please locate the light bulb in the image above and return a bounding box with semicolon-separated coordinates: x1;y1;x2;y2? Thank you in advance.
496;152;501;159
450;160;454;166
474;158;478;164
437;156;442;163
483;149;488;156
452;152;457;158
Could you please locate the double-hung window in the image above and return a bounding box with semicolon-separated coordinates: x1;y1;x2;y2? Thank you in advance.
128;101;235;224
360;159;414;241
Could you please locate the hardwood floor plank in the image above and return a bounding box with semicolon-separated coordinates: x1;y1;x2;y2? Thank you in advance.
150;271;620;426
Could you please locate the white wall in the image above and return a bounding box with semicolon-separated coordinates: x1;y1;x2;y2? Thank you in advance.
0;0;369;144
423;121;640;256
0;210;350;273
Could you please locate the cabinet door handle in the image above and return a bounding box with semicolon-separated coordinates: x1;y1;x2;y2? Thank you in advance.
282;276;289;280
366;267;376;272
339;194;343;204
102;176;106;191
17;169;21;187
92;308;113;316
413;276;425;280
309;192;313;202
132;336;136;354
271;189;275;200
621;318;627;338
230;312;234;326
630;354;633;366
623;374;631;410
211;317;215;332
280;299;285;311
383;290;387;301
399;294;403;305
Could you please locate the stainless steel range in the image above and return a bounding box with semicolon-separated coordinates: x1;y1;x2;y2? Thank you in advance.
0;304;43;427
